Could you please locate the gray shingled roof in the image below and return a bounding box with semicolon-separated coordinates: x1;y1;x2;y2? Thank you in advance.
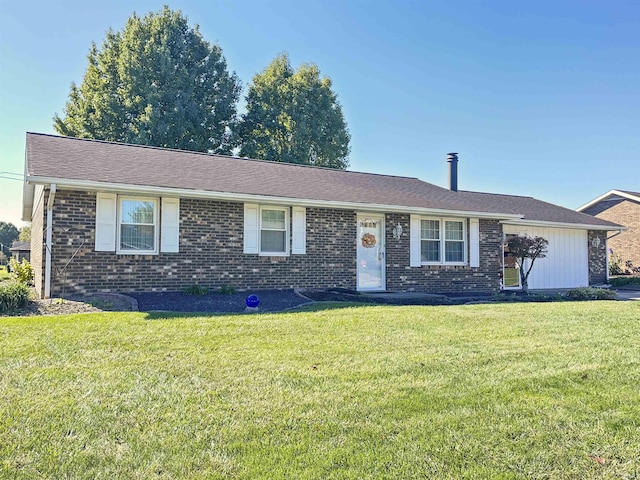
25;132;621;229
10;241;30;251
620;190;640;198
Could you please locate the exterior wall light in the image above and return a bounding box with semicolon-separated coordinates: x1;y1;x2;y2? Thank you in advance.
392;223;403;240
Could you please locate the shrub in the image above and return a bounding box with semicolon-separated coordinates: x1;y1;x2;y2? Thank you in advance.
609;277;640;287
183;285;209;295
218;284;236;295
0;281;30;313
624;260;640;275
564;287;617;301
609;250;624;276
9;258;34;285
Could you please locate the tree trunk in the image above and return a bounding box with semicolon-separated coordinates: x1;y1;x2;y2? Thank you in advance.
520;269;529;294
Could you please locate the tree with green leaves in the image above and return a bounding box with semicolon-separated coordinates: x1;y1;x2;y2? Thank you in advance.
18;224;31;242
238;53;350;169
54;6;241;154
506;235;549;293
0;222;19;254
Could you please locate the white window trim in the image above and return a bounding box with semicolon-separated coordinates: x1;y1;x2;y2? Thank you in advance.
259;205;290;256
116;196;159;255
420;216;467;266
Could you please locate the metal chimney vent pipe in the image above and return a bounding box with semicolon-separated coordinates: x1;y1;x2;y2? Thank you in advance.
447;152;458;191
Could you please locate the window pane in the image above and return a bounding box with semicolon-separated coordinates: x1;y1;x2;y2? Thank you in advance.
261;230;286;253
445;221;463;241
445;241;464;262
262;209;285;230
121;225;155;251
421;240;440;262
421;219;440;240
122;200;154;224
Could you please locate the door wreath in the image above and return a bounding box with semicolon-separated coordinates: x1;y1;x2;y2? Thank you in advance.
361;233;377;248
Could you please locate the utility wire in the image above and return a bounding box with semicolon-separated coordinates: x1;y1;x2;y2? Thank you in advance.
0;172;25;181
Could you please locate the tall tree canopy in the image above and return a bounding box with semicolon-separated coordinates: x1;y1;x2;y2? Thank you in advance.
238;53;350;169
0;222;19;251
54;7;241;154
18;224;31;242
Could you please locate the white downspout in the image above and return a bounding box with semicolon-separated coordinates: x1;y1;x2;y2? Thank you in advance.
605;230;623;283
44;184;57;298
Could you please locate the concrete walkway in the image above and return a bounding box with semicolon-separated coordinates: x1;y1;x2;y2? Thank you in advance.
615;288;640;301
361;287;640;303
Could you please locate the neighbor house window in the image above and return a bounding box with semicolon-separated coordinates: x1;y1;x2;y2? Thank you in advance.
117;197;158;254
260;206;288;255
420;217;466;264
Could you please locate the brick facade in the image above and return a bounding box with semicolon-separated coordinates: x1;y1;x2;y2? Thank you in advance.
583;198;640;270
384;214;502;293
32;188;609;297
587;230;608;284
43;190;357;297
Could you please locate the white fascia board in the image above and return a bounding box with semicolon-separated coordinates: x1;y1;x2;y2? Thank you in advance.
25;176;525;221
22;182;35;221
576;189;640;212
500;218;627;231
22;154;35;220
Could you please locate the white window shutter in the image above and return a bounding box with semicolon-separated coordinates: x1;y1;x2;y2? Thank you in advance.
161;198;180;253
410;214;421;267
243;203;259;254
291;207;306;254
95;192;117;251
469;218;480;267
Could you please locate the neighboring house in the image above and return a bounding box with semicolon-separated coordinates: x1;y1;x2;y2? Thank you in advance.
578;190;640;272
9;241;31;262
22;132;623;298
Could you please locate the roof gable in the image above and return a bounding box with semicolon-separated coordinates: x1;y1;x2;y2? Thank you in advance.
577;189;640;212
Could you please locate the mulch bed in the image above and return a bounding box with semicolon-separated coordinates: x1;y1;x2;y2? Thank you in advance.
128;289;311;313
2;292;137;317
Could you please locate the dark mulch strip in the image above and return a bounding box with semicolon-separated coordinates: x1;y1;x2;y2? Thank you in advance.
302;289;458;305
127;289;311;313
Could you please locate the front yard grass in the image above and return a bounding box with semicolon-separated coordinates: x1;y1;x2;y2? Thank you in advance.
1;302;639;479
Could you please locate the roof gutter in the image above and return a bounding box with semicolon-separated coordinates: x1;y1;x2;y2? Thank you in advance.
25;175;526;221
500;218;626;231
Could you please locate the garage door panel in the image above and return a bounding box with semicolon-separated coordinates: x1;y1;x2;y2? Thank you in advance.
503;225;588;289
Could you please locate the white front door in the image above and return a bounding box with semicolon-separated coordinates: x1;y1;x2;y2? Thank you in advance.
357;214;385;291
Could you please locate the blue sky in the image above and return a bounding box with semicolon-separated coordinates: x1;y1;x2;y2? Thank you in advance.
1;0;639;227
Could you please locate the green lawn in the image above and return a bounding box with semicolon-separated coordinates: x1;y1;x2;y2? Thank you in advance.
1;302;639;479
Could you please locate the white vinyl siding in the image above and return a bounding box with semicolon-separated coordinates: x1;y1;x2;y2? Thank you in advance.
160;198;180;253
502;225;588;289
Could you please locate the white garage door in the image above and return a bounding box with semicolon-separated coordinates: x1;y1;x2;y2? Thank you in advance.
503;225;589;289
